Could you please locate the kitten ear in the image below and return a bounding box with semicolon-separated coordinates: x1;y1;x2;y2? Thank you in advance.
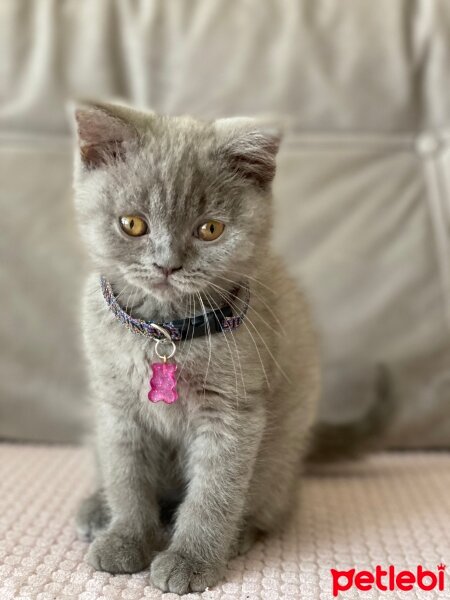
72;101;138;169
215;118;282;189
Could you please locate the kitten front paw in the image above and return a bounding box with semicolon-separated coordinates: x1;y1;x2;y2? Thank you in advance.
150;550;224;593
87;527;162;574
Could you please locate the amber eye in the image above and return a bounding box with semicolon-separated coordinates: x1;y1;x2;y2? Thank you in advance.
119;215;148;237
197;220;225;241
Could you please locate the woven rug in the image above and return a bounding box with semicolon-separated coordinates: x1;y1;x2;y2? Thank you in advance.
0;445;449;599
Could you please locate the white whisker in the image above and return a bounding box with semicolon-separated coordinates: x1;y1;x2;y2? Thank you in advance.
210;281;291;385
227;269;278;295
217;273;287;336
197;292;212;402
215;276;283;339
177;295;196;384
203;289;242;405
208;282;271;390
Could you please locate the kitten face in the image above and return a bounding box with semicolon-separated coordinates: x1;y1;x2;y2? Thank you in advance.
72;103;280;302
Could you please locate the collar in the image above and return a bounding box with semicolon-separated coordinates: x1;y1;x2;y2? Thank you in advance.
100;276;250;341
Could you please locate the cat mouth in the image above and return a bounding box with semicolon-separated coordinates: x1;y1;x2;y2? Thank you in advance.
150;277;192;297
125;272;176;296
152;279;172;290
126;272;202;298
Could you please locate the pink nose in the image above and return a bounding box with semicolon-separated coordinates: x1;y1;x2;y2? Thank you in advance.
153;263;182;277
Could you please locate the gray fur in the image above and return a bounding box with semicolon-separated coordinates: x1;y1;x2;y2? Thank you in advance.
72;101;320;593
75;489;110;541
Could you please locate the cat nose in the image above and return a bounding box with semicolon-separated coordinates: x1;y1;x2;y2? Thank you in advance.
153;263;183;277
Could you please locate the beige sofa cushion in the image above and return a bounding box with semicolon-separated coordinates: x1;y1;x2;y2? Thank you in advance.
1;0;450;134
0;142;88;442
274;132;450;447
1;131;449;446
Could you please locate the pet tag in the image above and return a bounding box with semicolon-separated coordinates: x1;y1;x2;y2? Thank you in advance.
148;336;178;404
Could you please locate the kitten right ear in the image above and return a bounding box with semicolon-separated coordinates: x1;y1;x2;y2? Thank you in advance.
215;117;282;189
72;102;137;169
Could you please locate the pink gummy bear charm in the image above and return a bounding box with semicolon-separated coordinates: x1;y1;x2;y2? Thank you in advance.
148;362;178;404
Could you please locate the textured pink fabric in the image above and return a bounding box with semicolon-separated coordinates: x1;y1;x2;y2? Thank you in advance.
0;445;449;599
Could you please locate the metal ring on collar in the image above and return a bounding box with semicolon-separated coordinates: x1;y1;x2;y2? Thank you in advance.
154;338;176;360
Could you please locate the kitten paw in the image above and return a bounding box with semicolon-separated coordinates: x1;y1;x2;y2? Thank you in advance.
87;527;161;574
76;490;110;542
150;550;223;593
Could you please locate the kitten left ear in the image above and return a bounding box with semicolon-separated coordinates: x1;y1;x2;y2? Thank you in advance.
215;118;282;189
72;101;138;169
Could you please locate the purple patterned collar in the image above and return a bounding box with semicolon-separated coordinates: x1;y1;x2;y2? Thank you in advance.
100;276;250;342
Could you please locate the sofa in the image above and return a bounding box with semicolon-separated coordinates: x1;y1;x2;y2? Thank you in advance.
1;1;449;598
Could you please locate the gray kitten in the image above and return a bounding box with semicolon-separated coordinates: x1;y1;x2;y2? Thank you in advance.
72;101;320;594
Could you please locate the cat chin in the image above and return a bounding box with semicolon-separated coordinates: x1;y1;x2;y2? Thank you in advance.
145;282;178;301
145;280;191;302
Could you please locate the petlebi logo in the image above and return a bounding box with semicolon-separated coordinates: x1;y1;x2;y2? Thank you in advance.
331;563;447;596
